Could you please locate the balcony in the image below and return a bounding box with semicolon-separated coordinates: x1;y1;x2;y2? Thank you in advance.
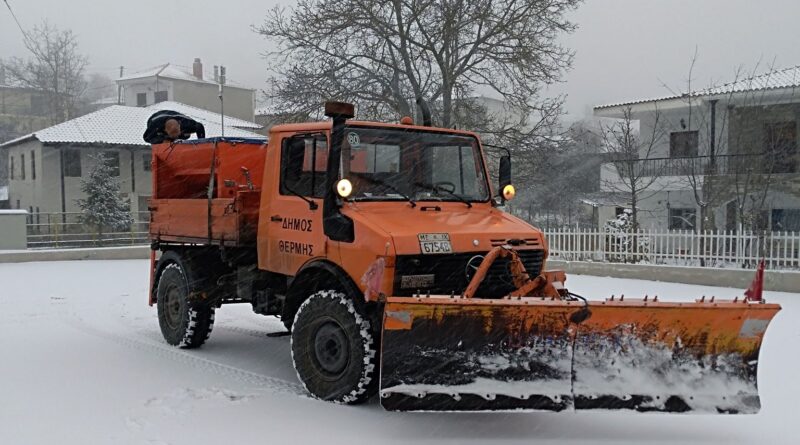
603;153;797;179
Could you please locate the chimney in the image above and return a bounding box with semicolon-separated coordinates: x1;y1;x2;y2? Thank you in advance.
213;65;219;83
192;58;203;80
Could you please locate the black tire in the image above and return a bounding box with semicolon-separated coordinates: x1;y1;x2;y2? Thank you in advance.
291;290;378;404
156;262;215;348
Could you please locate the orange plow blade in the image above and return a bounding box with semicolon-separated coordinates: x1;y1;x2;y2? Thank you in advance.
379;296;780;413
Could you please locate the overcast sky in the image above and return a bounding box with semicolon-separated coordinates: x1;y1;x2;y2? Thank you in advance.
2;0;799;119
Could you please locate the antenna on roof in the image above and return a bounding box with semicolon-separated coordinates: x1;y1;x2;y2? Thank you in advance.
218;65;226;137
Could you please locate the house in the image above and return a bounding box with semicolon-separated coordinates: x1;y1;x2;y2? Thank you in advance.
594;65;800;232
117;59;256;122
1;102;264;219
1;83;54;188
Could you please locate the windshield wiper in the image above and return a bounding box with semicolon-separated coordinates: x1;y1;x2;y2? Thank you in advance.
351;174;416;207
414;182;472;208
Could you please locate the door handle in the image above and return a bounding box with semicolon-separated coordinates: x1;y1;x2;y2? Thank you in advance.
270;215;283;222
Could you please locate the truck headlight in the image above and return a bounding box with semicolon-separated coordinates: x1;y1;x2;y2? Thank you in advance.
502;184;515;201
336;178;353;198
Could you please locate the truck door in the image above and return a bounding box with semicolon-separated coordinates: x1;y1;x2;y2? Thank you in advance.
263;133;329;275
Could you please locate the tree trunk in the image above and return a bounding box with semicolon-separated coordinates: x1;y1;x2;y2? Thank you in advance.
441;81;452;128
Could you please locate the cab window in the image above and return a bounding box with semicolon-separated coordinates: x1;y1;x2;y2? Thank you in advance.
280;134;328;198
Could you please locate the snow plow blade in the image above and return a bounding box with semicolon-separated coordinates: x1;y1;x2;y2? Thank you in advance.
379;296;780;413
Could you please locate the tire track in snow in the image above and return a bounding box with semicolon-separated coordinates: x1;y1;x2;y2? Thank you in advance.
63;316;307;397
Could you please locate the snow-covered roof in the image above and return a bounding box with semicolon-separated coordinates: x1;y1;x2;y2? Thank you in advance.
117;63;253;91
152;102;260;129
0;103;264;148
596;64;800;110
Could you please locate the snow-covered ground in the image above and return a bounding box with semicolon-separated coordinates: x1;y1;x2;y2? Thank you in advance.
1;259;796;445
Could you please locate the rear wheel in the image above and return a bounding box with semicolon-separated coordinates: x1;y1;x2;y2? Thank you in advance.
291;290;377;404
156;262;215;348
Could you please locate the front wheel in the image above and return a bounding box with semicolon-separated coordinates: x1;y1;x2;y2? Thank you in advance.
156;262;215;348
291;290;378;404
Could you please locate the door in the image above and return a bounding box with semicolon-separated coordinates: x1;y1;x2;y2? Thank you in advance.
262;133;329;275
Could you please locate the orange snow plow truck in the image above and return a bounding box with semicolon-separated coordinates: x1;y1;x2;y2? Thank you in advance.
147;102;780;413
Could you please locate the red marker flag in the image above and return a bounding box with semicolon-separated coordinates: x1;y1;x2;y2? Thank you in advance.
744;259;765;302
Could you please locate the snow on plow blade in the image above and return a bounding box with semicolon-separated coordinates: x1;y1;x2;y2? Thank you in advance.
379;296;780;413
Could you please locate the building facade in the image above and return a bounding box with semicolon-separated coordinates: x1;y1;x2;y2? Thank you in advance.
117;59;256;122
594;65;800;232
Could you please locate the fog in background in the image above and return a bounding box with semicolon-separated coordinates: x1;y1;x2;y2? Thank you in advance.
2;0;799;119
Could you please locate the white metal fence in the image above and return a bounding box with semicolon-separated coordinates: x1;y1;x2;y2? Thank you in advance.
545;228;800;270
25;212;150;249
21;213;800;270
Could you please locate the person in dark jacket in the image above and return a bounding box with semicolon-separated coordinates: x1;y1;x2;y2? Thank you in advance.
143;110;206;144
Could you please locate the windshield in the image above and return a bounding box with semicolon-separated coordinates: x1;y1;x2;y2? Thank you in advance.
341;127;489;203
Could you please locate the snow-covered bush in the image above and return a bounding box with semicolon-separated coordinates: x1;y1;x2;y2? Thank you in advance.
75;153;133;240
604;209;650;263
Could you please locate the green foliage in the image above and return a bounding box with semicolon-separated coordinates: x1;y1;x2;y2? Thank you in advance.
75;152;132;235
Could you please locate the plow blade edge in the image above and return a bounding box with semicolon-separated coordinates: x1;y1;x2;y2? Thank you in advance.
379;297;780;413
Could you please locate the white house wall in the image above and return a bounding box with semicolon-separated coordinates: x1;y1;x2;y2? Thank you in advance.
171;80;255;122
123;79;175;107
9;142;152;215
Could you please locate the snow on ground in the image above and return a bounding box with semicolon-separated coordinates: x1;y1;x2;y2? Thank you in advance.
0;259;797;445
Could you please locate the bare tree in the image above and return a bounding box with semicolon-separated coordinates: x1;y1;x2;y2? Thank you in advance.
256;0;581;130
1;21;88;124
600;106;668;230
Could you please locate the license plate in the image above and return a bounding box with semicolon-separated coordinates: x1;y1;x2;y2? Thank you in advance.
418;233;452;254
400;274;435;289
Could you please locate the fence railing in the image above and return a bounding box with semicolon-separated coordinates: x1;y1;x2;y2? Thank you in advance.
545;228;800;270
603;153;797;178
25;212;150;249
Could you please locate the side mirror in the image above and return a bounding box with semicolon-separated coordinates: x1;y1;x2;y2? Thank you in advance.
498;155;513;204
499;155;511;187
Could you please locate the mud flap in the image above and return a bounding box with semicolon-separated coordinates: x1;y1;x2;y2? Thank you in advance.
379;297;780;413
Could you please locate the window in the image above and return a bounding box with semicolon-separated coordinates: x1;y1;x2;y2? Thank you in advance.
136;92;147;107
280;134;328;198
31;150;35;180
670;131;698;158
105;151;121;176
772;209;800;232
142;153;152;171
63;149;82;177
10;156;14;180
138;195;151;213
154;91;168;103
340;127;489;202
20;153;25;180
669;208;696;230
764;122;797;173
431;145;481;197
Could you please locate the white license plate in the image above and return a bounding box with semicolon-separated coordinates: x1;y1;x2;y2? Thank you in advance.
418;233;452;254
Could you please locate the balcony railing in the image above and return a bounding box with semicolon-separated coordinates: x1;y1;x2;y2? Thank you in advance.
603;153;798;178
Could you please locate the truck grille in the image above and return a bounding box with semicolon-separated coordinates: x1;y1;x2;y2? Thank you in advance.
393;249;545;298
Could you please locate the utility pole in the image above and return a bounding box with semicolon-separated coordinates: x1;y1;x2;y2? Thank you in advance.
117;66;124;105
218;65;226;137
